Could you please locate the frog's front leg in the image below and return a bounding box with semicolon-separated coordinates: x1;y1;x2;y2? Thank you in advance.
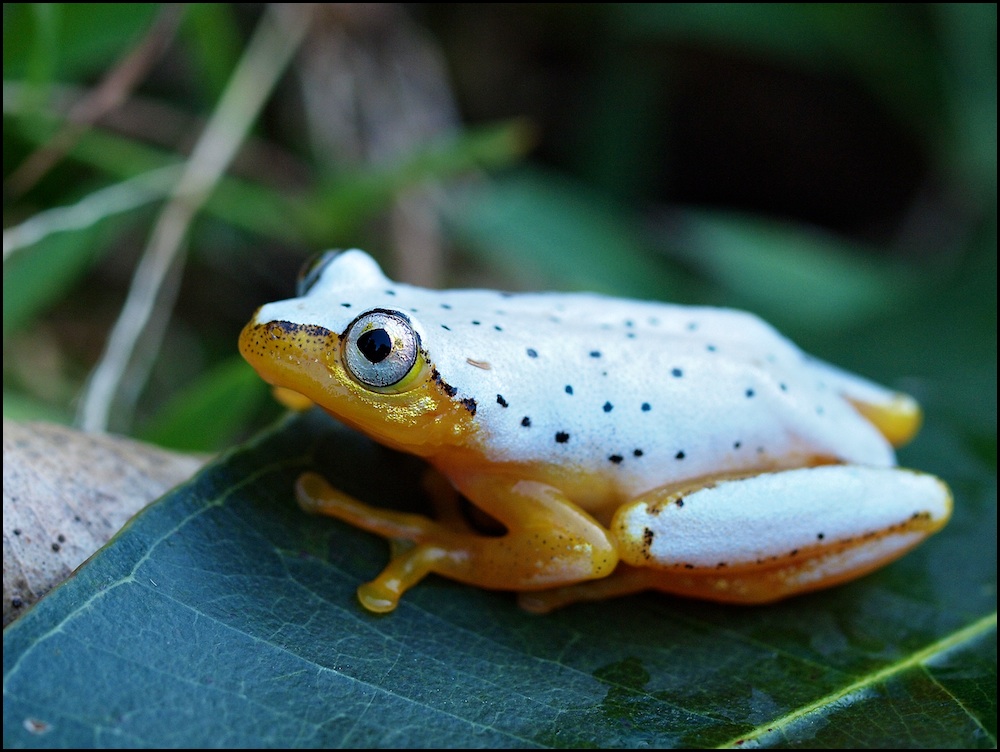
519;465;951;613
296;471;618;612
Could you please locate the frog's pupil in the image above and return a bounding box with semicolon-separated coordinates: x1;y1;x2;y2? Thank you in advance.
357;329;393;363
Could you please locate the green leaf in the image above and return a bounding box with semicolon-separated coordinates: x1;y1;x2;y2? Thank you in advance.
4;395;994;748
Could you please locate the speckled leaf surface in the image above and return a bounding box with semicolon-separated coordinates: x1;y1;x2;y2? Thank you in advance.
3;400;994;748
4;243;997;747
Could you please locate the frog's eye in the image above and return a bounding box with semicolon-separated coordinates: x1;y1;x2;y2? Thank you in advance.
342;309;420;389
296;250;343;296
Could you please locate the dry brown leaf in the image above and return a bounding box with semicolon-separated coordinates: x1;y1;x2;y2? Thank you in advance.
2;419;204;627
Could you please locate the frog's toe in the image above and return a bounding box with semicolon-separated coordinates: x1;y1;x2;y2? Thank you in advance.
357;545;450;612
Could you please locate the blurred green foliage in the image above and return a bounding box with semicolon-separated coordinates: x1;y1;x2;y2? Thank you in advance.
3;3;995;454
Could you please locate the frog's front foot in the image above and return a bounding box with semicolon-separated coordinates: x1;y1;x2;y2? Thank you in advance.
296;472;618;612
296;472;457;612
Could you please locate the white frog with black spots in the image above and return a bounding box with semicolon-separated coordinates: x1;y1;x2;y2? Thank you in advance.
240;249;952;613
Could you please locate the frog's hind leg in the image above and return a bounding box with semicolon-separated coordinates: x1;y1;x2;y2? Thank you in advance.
519;465;951;612
808;358;922;447
517;566;663;613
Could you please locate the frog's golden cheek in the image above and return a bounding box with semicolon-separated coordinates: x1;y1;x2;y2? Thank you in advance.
239;318;339;395
238;318;476;454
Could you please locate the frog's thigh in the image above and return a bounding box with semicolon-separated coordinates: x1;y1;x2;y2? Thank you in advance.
296;472;618;612
521;465;951;612
453;475;619;589
612;465;951;604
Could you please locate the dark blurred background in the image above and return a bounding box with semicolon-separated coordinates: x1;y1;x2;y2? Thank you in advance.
3;3;996;452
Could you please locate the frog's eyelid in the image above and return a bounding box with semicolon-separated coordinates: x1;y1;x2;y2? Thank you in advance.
296;250;343;296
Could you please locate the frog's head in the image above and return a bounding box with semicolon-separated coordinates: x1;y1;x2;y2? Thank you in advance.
239;250;474;455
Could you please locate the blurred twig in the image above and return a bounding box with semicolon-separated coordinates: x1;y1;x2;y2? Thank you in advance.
296;4;460;285
77;4;313;433
6;4;186;197
2;79;311;192
2;166;181;260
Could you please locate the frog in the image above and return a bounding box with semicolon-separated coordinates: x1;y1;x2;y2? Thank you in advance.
239;249;952;613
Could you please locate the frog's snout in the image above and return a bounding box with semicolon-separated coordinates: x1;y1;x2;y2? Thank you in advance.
239;317;339;389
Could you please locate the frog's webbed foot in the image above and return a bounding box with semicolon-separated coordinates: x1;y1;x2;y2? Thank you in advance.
296;472;617;612
296;472;460;612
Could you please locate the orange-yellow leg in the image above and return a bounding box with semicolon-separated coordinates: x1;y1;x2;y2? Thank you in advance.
566;467;948;611
296;472;618;612
848;393;922;448
517;555;889;614
522;464;951;613
518;565;661;613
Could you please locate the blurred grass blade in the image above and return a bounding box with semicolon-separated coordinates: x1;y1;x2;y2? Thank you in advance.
2;212;137;338
2;391;74;425
300;119;534;242
179;3;244;104
6;4;184;196
668;210;923;332
2;3;160;82
613;4;838;64
931;3;998;198
449;168;676;298
139;357;272;452
612;4;944;145
5;95;532;249
77;4;313;432
3;166;179;259
15;4;59;103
